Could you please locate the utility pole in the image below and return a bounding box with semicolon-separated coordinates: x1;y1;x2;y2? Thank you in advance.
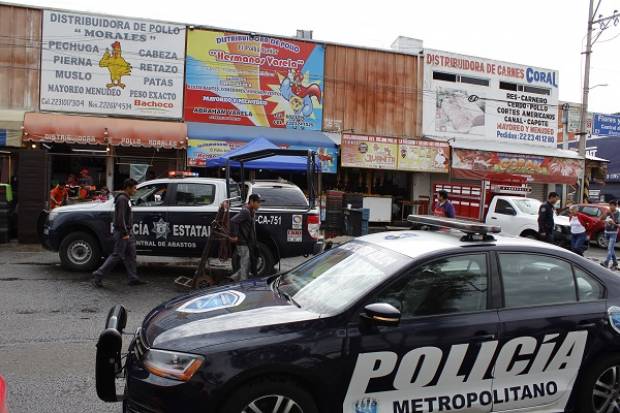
577;0;595;204
577;0;620;202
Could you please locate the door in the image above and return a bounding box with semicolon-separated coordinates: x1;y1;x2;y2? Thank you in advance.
131;182;170;253
487;199;518;235
494;252;607;412
166;182;219;257
344;253;499;413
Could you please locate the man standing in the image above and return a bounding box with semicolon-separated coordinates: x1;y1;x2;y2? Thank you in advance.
434;190;456;218
229;194;262;281
49;183;68;210
92;178;146;287
538;192;559;243
601;200;620;270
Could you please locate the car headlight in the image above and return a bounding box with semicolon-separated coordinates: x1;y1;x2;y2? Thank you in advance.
608;306;620;335
47;210;58;224
143;349;204;381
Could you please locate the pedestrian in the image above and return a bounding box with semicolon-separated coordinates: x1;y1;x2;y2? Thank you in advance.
92;178;146;287
601;200;620;270
434;190;456;218
229;194;262;282
49;182;68;210
538;192;560;243
569;205;596;256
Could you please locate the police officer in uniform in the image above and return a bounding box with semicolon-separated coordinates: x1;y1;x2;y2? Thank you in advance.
538;192;559;243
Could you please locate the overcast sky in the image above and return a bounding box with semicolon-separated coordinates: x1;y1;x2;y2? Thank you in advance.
11;0;620;114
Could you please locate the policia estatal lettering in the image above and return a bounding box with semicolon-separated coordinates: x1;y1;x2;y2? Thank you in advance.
92;178;147;287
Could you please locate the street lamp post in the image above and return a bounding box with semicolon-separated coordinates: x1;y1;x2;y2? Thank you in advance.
577;0;620;202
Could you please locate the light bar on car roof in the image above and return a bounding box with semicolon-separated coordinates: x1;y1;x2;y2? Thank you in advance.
407;215;501;240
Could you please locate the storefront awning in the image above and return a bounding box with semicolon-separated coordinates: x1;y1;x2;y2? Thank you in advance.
186;123;339;173
187;123;339;147
23;113;187;149
450;140;584;185
0;110;26;147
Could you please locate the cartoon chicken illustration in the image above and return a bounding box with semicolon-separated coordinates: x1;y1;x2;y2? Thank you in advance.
99;41;132;89
280;68;321;117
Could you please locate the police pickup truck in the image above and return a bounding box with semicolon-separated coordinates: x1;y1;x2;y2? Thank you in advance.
40;177;321;276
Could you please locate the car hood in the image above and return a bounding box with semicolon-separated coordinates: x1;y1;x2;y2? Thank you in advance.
142;279;320;352
52;200;112;213
555;215;570;226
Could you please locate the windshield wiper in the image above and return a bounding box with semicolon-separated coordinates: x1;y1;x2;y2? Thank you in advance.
272;276;301;308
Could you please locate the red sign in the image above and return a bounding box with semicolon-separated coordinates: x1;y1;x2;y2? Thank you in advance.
452;148;583;184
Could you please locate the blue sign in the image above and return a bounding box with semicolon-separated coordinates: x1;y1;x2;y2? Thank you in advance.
585;137;620;182
0;129;6;146
593;114;620;137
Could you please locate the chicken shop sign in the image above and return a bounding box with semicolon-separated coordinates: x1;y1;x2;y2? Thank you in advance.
40;10;185;119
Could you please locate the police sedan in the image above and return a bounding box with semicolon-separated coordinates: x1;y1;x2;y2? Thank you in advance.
96;216;620;413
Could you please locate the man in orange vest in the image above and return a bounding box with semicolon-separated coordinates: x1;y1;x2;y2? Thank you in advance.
49;183;68;210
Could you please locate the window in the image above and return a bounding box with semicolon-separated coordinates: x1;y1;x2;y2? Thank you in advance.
513;198;542;216
175;183;215;206
433;71;457;82
495;199;516;215
523;85;550;96
132;183;168;207
375;254;488;318
575;267;604;301
500;254;576;308
460;75;490;86
500;81;518;91
580;206;602;218
252;187;308;208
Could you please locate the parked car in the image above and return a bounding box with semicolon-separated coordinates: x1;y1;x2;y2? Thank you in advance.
97;215;619;413
559;203;620;248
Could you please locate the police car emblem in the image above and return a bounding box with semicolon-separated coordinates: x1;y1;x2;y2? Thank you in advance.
152;218;171;240
354;397;377;413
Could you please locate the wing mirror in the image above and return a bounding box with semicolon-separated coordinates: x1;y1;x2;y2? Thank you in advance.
362;303;401;327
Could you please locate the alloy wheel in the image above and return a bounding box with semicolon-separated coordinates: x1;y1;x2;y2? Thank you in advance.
593;365;620;413
242;394;303;413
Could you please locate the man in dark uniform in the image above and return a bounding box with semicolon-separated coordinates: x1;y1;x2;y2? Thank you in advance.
92;178;146;287
229;194;262;281
538;192;560;243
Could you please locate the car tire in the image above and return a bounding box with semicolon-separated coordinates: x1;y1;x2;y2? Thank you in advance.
219;376;318;413
596;231;609;249
576;353;620;413
59;231;102;272
256;241;275;277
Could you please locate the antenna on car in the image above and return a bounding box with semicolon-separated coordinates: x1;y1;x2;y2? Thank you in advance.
407;215;501;242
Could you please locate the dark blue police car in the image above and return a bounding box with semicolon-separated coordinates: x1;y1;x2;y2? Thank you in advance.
96;216;620;413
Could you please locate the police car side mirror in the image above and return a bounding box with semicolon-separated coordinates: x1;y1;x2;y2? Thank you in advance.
362;303;401;327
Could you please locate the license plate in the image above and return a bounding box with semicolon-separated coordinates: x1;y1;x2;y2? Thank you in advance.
287;229;302;242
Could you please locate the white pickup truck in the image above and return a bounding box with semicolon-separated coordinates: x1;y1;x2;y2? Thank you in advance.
484;195;570;240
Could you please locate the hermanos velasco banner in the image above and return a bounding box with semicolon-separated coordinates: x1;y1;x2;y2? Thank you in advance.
185;30;324;130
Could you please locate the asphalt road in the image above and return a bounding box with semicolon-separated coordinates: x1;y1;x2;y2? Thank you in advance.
0;242;614;413
0;243;306;413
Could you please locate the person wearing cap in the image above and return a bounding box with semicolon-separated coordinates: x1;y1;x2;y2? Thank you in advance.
49;183;68;210
229;193;262;281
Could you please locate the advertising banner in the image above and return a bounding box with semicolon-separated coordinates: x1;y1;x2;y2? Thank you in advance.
593;114;620;137
398;140;450;173
187;139;338;173
341;135;398;170
584;137;620;182
185;30;324;130
423;49;559;147
40;10;185;118
452;149;582;184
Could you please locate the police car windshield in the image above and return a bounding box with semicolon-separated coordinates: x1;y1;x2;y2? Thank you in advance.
513;198;541;215
277;241;411;315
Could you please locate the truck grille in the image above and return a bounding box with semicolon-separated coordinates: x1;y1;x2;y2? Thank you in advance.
133;328;149;360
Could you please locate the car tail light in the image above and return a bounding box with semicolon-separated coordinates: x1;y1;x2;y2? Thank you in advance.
307;214;320;240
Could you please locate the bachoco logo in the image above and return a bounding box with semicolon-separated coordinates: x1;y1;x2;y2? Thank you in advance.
345;331;587;413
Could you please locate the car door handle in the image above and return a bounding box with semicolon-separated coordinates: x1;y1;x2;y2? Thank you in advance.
472;333;496;341
578;321;597;329
491;217;497;220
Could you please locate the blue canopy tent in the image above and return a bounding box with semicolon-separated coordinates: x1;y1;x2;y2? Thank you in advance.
207;137;320;171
